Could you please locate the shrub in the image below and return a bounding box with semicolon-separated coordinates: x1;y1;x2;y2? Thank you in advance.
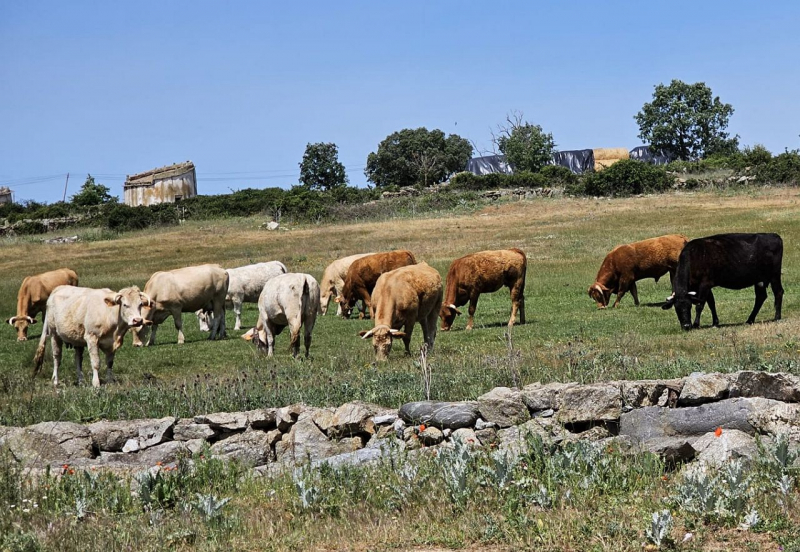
12;220;48;235
582;159;673;197
539;165;579;187
755;150;800;184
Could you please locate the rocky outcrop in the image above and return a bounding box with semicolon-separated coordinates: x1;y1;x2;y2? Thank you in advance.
2;371;799;475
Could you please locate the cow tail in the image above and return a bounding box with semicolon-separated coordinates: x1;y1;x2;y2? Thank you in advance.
32;317;49;376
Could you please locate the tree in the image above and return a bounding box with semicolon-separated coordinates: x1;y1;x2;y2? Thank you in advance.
299;142;348;191
365;128;472;188
71;174;113;206
494;112;556;173
635;80;738;161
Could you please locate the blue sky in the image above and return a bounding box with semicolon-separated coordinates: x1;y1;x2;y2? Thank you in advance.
1;2;798;202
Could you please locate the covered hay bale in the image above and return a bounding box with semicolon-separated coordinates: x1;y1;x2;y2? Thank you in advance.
593;148;630;161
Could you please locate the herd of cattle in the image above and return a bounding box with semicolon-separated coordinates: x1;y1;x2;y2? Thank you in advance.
5;232;784;387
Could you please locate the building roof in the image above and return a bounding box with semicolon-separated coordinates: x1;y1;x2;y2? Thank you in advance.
124;161;195;188
0;186;11;196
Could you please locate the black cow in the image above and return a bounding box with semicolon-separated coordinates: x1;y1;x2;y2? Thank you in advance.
662;233;783;330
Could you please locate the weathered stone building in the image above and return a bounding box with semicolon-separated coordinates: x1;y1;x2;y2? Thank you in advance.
0;186;12;205
123;161;196;207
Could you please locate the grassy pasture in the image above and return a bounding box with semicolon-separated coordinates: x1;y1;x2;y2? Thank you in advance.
1;188;799;426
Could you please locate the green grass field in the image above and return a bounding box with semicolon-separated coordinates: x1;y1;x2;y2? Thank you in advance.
1;188;799;426
2;188;800;551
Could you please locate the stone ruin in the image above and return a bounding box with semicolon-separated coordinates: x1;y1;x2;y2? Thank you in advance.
1;370;799;478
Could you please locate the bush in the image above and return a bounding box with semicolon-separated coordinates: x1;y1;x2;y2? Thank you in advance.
582;160;673;197
539;165;579;187
449;170;558;191
755;150;800;184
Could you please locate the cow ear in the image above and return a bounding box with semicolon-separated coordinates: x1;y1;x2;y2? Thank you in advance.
7;317;17;325
242;328;255;341
334;297;341;303
389;329;407;338
662;296;675;310
447;304;462;316
104;296;117;307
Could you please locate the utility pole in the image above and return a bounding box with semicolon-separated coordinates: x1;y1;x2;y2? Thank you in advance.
62;173;70;202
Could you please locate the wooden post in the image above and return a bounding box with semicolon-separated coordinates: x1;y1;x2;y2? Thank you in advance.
62;173;70;202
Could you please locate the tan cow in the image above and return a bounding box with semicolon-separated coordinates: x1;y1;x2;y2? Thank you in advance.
33;285;151;387
319;253;374;317
133;264;229;346
242;273;321;358
336;250;417;319
7;268;78;341
588;234;688;309
358;262;442;361
440;249;527;331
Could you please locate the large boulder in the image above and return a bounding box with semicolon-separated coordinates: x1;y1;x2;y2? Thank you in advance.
746;399;800;442
27;421;93;460
276;404;304;432
276;418;358;464
729;371;800;402
137;417;176;449
398;401;480;430
210;430;273;466
173;420;215;442
478;387;530;428
691;429;758;466
621;379;683;408
678;372;730;406
557;383;622;424
88;420;142;452
521;382;577;412
193;410;275;432
101;440;189;466
329;402;387;438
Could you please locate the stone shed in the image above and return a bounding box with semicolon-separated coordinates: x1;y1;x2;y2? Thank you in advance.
0;186;12;205
123;161;196;207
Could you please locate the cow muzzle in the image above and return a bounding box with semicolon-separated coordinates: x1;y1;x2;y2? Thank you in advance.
130;318;144;327
682;323;692;331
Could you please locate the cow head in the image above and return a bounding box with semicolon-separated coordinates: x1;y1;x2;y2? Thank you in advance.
105;286;151;329
359;324;406;361
439;303;462;331
334;294;355;318
195;309;211;332
588;283;612;309
7;315;37;341
661;291;700;330
319;286;335;316
242;326;269;354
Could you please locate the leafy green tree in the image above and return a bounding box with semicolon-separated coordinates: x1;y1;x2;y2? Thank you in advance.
299;142;348;191
71;174;113;206
365;128;472;188
494;112;556;172
635;80;738;161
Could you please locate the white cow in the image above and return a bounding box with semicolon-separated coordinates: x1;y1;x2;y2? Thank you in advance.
242;273;320;358
133;264;229;346
319;253;373;316
33;285;151;387
197;261;287;331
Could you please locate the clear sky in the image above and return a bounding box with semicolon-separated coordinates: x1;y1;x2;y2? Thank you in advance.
1;2;798;202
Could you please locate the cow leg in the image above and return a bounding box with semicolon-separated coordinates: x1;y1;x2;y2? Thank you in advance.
402;318;414;356
747;284;769;325
173;310;186;344
51;335;63;387
629;282;640;306
509;281;525;326
706;291;720;327
85;335;102;388
105;352;116;384
303;312;316;359
692;301;705;328
147;324;159;347
613;280;630;308
466;294;480;331
265;320;277;357
422;308;439;353
359;289;372;320
74;346;84;386
132;326;146;347
233;298;243;331
771;276;784;321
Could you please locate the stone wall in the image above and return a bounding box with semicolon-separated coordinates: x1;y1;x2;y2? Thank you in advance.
1;371;798;476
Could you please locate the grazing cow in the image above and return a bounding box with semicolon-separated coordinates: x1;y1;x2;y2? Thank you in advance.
588;234;688;309
336;250;417;319
662;233;784;330
359;262;443;361
319;253;374;317
242;273;321;358
440;249;527;331
7;268;79;341
133;264;229;346
33;285;151;387
197;261;287;331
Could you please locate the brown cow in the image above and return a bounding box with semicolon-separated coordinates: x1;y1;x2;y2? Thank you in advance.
7;268;79;341
440;249;527;331
358;262;442;361
588;234;689;309
336;250;417;318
